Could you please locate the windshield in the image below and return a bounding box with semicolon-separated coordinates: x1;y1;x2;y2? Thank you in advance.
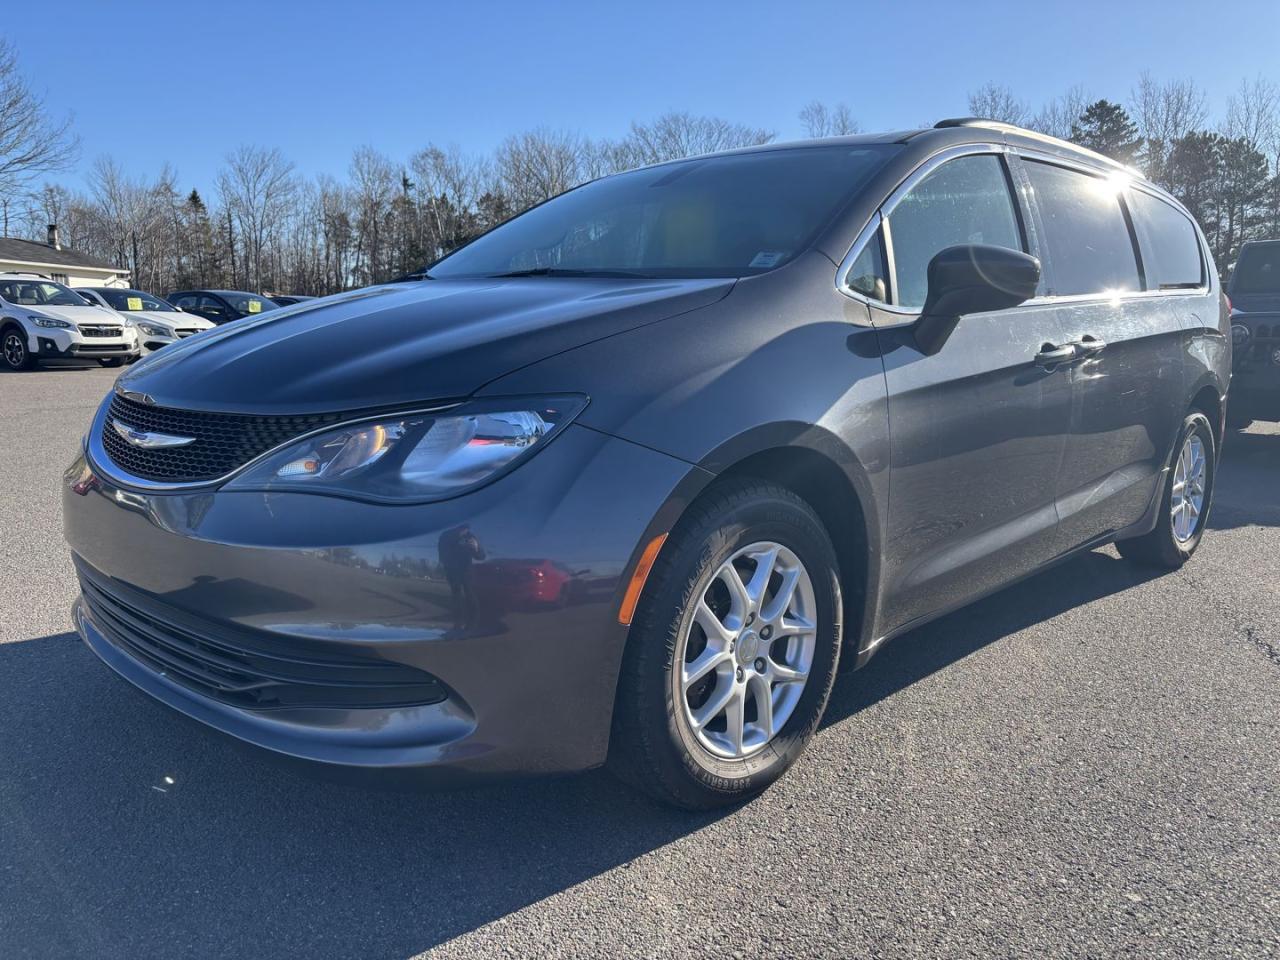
429;145;900;280
0;279;89;307
1230;245;1280;295
224;293;276;315
95;288;176;312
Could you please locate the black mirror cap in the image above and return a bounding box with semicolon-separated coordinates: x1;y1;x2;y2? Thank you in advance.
914;244;1041;355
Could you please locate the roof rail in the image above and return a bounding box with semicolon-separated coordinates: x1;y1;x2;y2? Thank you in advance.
934;117;1020;131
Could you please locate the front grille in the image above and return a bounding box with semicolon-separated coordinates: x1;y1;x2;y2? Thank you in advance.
175;328;201;337
80;325;122;338
100;393;344;483
77;562;447;711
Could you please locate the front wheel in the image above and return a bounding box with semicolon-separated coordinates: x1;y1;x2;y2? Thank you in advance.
1117;411;1215;568
610;480;842;810
2;328;35;371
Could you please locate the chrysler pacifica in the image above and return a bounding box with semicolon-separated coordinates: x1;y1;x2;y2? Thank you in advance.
64;119;1229;809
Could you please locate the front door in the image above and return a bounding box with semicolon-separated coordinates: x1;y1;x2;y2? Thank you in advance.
864;150;1074;633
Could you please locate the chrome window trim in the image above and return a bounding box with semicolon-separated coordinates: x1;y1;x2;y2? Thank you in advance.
85;395;462;493
835;142;1212;322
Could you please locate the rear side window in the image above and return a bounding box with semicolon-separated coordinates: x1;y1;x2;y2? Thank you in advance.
1025;160;1141;296
886;154;1023;311
1230;244;1280;295
1129;190;1203;289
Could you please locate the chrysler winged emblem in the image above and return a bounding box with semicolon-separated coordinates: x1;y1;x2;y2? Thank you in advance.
111;419;196;449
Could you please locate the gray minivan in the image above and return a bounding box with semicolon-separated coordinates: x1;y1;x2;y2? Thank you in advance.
64;119;1229;809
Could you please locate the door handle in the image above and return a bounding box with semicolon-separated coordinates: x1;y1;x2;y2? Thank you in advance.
1073;335;1107;356
1035;343;1079;368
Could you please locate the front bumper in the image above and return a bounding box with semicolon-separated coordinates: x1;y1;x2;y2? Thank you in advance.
33;328;140;360
64;422;697;777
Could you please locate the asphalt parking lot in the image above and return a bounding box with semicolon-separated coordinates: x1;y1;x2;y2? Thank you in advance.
1;364;1277;960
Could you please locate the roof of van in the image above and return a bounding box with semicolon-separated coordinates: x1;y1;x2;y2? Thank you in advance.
674;118;1139;180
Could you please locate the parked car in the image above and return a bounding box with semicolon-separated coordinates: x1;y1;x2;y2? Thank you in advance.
269;294;316;307
165;289;278;325
64;120;1229;809
1;273;139;370
76;287;214;354
1226;239;1280;426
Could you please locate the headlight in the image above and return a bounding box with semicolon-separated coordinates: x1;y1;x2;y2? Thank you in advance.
1231;324;1250;348
30;315;70;328
223;396;586;502
137;323;169;337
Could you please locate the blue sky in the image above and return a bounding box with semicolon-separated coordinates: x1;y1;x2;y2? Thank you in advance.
10;0;1280;195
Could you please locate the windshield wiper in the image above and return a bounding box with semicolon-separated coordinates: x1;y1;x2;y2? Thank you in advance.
393;270;435;282
483;267;657;280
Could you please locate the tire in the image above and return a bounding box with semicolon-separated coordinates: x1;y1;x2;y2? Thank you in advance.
98;357;126;368
1116;411;1216;569
2;327;35;371
610;480;843;810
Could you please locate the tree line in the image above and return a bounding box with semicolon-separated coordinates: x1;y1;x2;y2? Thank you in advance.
1;37;1278;295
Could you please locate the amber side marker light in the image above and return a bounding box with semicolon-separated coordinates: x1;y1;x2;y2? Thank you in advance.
618;532;669;625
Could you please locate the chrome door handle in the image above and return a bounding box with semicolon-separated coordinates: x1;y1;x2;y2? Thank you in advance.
1035;343;1079;368
1073;335;1106;356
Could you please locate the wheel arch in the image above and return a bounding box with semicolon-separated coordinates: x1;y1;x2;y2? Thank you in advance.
626;423;886;664
1187;380;1224;446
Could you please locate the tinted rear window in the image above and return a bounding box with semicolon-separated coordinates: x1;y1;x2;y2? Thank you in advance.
1231;245;1280;295
1129;190;1203;289
1025;160;1141;296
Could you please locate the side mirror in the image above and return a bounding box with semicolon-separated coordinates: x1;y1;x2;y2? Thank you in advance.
914;244;1041;356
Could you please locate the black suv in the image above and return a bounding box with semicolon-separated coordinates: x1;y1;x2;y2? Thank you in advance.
65;120;1229;809
165;289;278;325
1227;239;1280;425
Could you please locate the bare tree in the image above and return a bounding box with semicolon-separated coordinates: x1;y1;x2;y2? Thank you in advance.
798;101;860;138
1222;74;1279;152
216;145;296;290
967;83;1031;126
0;39;78;225
620;112;774;167
496;128;585;211
347;146;397;285
1030;85;1093;140
1131;73;1207;183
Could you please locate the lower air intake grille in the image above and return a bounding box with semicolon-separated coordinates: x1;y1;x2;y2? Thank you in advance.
77;561;447;711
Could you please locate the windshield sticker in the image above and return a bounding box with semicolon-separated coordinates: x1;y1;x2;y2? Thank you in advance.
749;251;786;268
127;296;143;311
247;299;263;313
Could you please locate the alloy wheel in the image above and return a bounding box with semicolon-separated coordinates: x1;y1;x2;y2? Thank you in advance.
3;332;25;368
1171;432;1207;542
675;541;816;759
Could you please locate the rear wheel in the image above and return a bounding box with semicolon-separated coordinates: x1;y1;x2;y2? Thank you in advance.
1117;412;1215;568
610;480;842;809
2;327;35;371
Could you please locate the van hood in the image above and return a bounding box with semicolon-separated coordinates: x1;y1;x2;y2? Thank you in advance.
116;277;734;414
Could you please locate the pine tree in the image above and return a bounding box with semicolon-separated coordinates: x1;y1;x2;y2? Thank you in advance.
1070;100;1143;164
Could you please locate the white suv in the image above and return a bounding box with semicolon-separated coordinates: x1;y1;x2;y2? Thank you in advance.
76;287;214;354
0;273;140;371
